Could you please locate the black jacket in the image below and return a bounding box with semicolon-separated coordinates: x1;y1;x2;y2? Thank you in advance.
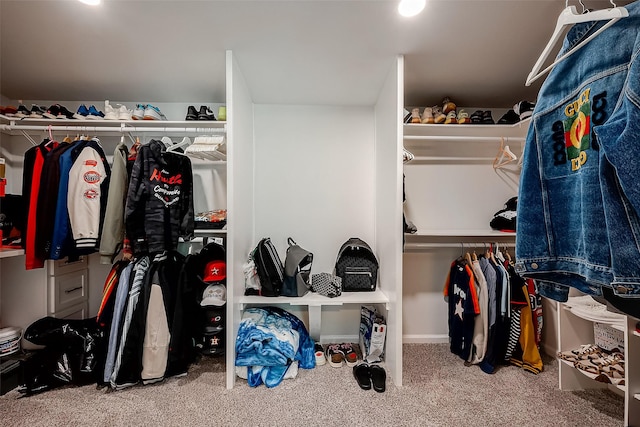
125;140;194;255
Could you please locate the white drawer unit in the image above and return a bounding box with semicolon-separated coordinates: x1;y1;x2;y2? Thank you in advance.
0;255;91;331
48;269;88;314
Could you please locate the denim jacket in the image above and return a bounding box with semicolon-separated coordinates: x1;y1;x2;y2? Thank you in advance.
515;1;640;302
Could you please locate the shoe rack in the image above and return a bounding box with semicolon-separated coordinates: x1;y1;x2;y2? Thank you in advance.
556;296;640;426
401;117;529;342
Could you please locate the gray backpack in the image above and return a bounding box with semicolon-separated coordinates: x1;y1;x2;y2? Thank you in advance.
282;238;313;297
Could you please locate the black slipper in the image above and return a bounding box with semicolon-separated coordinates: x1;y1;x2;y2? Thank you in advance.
369;365;386;393
353;363;371;390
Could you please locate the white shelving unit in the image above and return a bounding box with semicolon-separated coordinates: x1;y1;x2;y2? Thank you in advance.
402;119;529;342
556;300;640;426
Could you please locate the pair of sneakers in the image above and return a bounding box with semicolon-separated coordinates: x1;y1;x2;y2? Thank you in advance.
132;104;167;121
104;101;133;120
186;105;217;121
72;104;104;120
320;343;358;368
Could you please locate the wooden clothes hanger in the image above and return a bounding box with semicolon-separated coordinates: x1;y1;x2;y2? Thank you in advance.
525;0;628;86
493;137;518;169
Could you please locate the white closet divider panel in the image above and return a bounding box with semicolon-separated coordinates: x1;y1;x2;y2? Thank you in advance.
225;50;256;389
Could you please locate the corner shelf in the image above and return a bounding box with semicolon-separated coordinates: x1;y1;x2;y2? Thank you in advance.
0;247;24;259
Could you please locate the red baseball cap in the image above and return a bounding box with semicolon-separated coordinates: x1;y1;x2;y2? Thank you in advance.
204;260;226;283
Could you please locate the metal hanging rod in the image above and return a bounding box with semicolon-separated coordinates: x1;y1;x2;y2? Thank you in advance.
0;123;226;134
404;135;526;142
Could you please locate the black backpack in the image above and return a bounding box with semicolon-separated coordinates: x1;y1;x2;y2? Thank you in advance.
251;238;285;297
335;238;378;292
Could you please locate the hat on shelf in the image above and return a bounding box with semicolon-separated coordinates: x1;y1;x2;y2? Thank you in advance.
201;283;226;307
203;259;226;283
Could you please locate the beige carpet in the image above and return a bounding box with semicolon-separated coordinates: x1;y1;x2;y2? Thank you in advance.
0;344;624;427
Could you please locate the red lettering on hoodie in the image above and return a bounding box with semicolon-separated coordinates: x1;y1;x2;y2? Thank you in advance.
150;168;182;185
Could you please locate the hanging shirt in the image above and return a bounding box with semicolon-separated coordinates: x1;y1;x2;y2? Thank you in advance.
444;260;480;361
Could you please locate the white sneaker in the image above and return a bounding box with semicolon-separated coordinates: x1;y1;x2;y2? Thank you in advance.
117;104;133;120
143;104;167;121
132;104;146;120
104;100;118;120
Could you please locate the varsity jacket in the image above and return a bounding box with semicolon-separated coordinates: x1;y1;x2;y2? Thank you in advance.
67;141;111;252
125;140;194;255
99;141;129;264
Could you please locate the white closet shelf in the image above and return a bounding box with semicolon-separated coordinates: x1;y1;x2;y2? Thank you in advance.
559;358;626;392
562;304;626;331
403;117;531;140
406;229;516;238
0;247;25;259
237;289;390;309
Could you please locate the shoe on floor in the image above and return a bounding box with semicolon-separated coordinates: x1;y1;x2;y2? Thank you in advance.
369;364;386;393
353;363;371;390
315;343;326;366
325;343;344;368
340;343;358;367
497;109;520;124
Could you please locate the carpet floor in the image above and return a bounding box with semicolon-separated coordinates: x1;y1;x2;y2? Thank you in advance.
0;343;624;426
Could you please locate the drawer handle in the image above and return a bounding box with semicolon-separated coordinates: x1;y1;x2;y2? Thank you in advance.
64;286;83;294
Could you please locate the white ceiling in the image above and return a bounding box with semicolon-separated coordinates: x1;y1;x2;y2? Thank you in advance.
0;0;633;108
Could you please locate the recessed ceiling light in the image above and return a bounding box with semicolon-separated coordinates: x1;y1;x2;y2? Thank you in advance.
78;0;101;5
398;0;426;17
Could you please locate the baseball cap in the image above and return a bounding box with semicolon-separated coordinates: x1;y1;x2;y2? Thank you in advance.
203;260;226;283
201;283;226;307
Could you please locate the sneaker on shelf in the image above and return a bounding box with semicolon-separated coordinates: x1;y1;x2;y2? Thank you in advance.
56;105;76;119
185;105;198;121
14;103;31;118
442;97;457;114
457;109;471;124
470;110;483;124
29;105;46;118
73;104;91;120
104;101;118;120
421;107;434;124
325;343;344;368
132;104;146;120
481;110;495;124
314;343;326;366
197;105;216;120
490;196;517;232
557;344;604;363
117;104;133;120
410;107;421;124
143;104;167;120
497;109;520;124
43;104;61;119
444;110;458;124
86;105;104;120
514;100;535;120
432;105;446;124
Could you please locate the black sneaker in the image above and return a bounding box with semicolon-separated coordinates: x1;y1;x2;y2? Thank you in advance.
56;105;75;119
470;110;483;124
497;109;520;124
490;196;517;232
29;105;46;118
43;104;61;119
197;106;216;121
185;105;198;121
514;100;535;120
14;104;31;118
481;110;495;124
